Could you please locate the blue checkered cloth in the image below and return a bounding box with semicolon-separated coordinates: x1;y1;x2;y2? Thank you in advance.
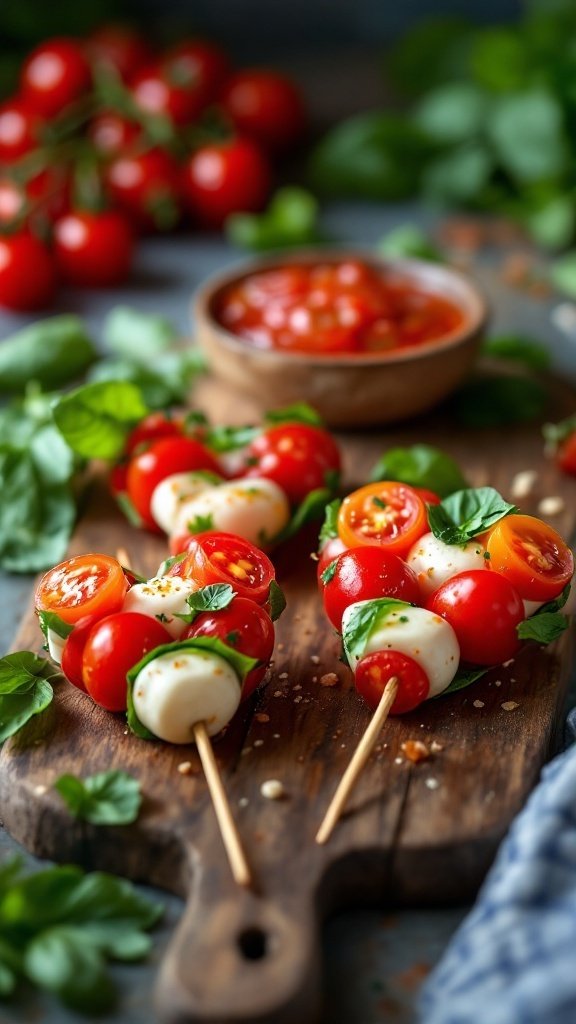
420;708;576;1024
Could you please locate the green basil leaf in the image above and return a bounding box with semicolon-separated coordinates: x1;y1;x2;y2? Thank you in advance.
226;187;321;251
37;611;74;642
543;415;576;449
157;552;186;578
422;143;493;203
53;381;149;460
414;82;488;143
177;583;236;624
428;486;517;546
0;449;75;572
54;770;142;826
319;499;342;544
550;250;576;298
470;27;530;92
0;651;58;742
203;424;260;453
369;444;467;497
538;583;571;614
273;487;332;545
88;350;205;410
103;306;178;360
265;402;323;427
482;334;551;371
377;223;443;262
388;16;473;96
517;612;569;644
438;666;488;696
186;512;214;535
321;559;339;585
524;194;575;250
25;926;115;1012
0;316;97;395
115;491;143;529
488;90;567;184
342;598;412;666
268;580;286;621
451;375;547;427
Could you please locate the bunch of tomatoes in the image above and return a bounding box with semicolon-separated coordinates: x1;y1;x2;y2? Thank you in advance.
0;24;306;311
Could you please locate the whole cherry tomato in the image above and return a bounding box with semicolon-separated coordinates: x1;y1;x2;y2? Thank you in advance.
414;487;442;506
338;481;428;559
129;61;205;125
85;24;151;81
105;147;181;230
60;613;101;692
244;423;341;506
486;514;574;602
0;179;26;226
220;70;306;152
556;431;576;477
427;569;525;665
88;111;141;157
53;209;134;287
355;650;430;715
181;137;271;228
322;547;420;630
317;535;347;582
35;554;127;626
179;531;275;605
127;436;220;530
165;39;230;106
82;612;172;711
0;97;42;162
0;232;56;311
21;38;91;117
183;595;274;699
125;412;184;457
109;462;129;500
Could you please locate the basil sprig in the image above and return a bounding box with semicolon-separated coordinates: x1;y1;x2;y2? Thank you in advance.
0;652;60;743
176;583;236;624
342;598;413;667
319;498;342;544
370;444;467;498
54;770;142;826
427;486;517;546
37;611;74;642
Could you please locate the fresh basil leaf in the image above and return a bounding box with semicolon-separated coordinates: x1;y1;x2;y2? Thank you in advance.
369;444;467;497
388;16;473;96
550;250;576;298
0;449;75;573
377;223;443;262
524;193;575;250
482;335;551;371
0;316;97;395
273;487;332;545
203;424;260;454
54;770;142;826
88;350;205;410
422;143;493;203
177;583;236;624
428;486;517;546
53;381;149;460
414;81;488;143
342;598;412;666
265;402;323;427
321;559;339;585
29;424;79;486
37;611;74;642
0;651;59;742
187;512;214;534
115;491;143;529
226;187;321;251
103;306;178;360
543;415;576;449
319;499;342;544
438;666;488;696
470;27;530;93
517;612;569;644
157;552;186;578
268;580;286;621
488;90;567;185
25;926;115;1012
451;375;547;427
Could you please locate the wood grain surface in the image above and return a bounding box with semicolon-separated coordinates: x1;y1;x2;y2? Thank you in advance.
1;371;575;1024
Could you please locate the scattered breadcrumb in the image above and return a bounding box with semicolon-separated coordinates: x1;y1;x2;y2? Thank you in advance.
253;739;264;747
34;784;47;796
255;713;270;723
473;700;485;709
431;741;444;753
273;732;281;739
239;797;249;808
278;672;289;680
425;778;440;790
292;684;302;691
501;701;519;711
261;779;285;800
394;756;403;765
312;676;318;683
294;695;303;703
177;761;192;775
494;680;502;687
538;496;565;517
273;690;283;698
510;469;538;500
320;672;339;687
310;655;321;665
277;643;285;651
401;740;430;763
242;747;252;756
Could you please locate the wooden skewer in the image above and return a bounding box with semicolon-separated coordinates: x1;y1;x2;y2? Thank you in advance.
117;549;252;888
315;676;399;846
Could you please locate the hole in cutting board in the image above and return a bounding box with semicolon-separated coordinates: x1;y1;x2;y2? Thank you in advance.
237;926;268;960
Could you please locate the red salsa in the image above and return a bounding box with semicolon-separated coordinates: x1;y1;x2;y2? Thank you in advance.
215;259;465;356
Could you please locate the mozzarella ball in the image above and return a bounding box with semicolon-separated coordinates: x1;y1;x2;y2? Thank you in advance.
170;478;290;549
47;627;65;665
407;532;487;599
122;576;196;638
132;649;241;742
150;471;222;534
344;602;460;697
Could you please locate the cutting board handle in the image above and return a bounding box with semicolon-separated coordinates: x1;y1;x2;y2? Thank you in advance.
155;856;322;1024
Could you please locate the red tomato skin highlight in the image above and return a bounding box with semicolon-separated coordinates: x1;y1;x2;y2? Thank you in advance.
53;210;134;287
322;547;420;630
60;614;101;691
427;569;525;666
181;137;271;228
82;612;172;712
0;233;56;311
21;38;91;117
244;423;341;506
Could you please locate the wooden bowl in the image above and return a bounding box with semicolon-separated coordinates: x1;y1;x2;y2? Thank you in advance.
193;251;488;427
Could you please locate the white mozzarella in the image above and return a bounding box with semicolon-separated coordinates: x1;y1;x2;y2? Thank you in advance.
170;477;290;549
150;471;223;534
47;628;66;665
122;576;196;638
344;602;460;698
216;447;250;478
407;532;487;599
132;650;241;742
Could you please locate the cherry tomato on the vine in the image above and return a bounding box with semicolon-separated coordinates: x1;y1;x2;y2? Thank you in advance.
35;554;127;625
427;569;525;666
105;147;181;230
322;547;420;630
486;514;573;602
179;531;275;605
355;650;430;715
88;111;141;157
220;69;306;152
53;209;134;287
86;24;151;81
82;612;172;712
0;97;42;162
166;39;230;106
338;481;428;559
181;137;271;228
129;61;205;125
183;595;274;699
127;436;220;530
0;232;56;311
244;423;341;506
21;37;91;117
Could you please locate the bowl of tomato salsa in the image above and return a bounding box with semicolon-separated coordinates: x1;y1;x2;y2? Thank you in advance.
194;251;488;426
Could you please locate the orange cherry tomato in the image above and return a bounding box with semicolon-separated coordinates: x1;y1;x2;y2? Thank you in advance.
486;514;574;601
337;481;428;558
35;553;127;625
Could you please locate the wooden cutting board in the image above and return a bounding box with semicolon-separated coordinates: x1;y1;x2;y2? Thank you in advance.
2;373;575;1024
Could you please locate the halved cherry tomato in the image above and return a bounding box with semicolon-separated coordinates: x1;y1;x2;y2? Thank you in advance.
338;481;427;558
180;531;275;605
183;595;274;699
427;569;524;665
322;547;420;630
127;436;220;531
486;514;574;601
60;613;101;691
355;650;430;715
82;612;172;712
244;423;341;506
35;554;127;625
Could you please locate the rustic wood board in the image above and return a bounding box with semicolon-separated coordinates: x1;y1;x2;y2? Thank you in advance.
2;373;576;1024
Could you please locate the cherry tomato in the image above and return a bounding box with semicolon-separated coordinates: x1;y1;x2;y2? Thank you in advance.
26;165;71;221
556;431;576;477
86;24;151;81
0;232;56;311
129;61;205;125
338;481;428;558
180;531;275;605
427;569;524;665
181;137;271;228
0;97;41;162
105;147;181;230
317;535;347;582
109;462;129;500
322;547;420;630
183;595;274;699
486;514;573;602
35;554;127;626
21;38;91;118
53;209;134;287
355;650;430;715
414;487;441;505
244;424;341;506
127;436;220;530
220;70;306;152
88;111;141;157
125;412;184;457
82;612;172;712
165;39;230;106
60;613;101;692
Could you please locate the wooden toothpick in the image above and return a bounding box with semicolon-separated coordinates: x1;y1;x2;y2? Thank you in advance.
315;676;399;845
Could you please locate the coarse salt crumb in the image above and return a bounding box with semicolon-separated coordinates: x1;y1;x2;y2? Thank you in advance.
473;700;485;709
255;713;270;723
319;672;339;687
239;797;249;808
394;756;403;765
253;739;264;747
278;672;289;680
294;695;303;703
510;469;538;500
401;740;430;763
425;778;440;790
261;779;285;800
431;741;444;753
273;732;280;739
273;690;283;698
292;684;302;691
501;701;519;711
310;655;320;665
494;680;502;687
242;747;252;756
277;643;285;651
34;784;47;796
538;495;565;517
177;761;192;775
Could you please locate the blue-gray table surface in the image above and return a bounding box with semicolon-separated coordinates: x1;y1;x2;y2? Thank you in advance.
1;202;575;1024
